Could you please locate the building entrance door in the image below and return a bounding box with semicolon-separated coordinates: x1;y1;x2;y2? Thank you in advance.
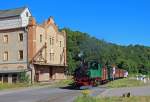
35;72;39;82
3;74;8;83
49;67;53;79
12;74;18;83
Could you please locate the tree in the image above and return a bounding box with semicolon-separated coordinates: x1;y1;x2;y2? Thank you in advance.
63;28;150;75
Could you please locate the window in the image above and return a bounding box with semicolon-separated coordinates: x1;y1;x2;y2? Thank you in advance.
3;51;8;61
26;12;29;17
50;53;54;61
19;50;23;60
50;38;52;45
19;33;23;41
52;37;54;45
3;35;8;43
60;41;62;47
40;35;42;42
50;37;54;45
3;74;8;83
60;54;63;62
12;74;18;83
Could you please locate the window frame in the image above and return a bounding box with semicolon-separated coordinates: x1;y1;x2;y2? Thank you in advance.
60;41;62;47
18;50;23;60
3;35;8;43
40;34;42;43
50;53;54;61
26;12;29;17
3;51;8;61
52;37;54;45
19;33;23;42
50;37;54;45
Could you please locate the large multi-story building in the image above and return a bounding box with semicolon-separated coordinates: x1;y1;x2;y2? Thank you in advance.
0;7;67;83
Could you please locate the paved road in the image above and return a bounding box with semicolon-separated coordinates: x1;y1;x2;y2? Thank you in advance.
100;86;150;97
0;86;106;102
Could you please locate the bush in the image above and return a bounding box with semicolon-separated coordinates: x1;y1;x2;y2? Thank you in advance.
19;71;30;83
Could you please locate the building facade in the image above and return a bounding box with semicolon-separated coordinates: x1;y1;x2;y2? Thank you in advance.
0;7;67;83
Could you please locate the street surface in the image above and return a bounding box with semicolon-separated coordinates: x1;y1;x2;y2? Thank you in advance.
0;86;106;102
100;86;150;97
1;85;150;102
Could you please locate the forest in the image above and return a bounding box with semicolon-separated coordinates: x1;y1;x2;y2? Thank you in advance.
64;28;150;75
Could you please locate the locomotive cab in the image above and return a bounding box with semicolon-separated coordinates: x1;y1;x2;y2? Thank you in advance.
87;61;102;78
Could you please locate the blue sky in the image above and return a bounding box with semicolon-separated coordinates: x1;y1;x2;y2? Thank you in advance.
1;0;150;46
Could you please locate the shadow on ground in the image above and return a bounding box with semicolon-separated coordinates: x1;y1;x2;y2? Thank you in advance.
59;83;81;90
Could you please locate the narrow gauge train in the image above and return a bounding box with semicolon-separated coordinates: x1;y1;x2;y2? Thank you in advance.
74;61;126;87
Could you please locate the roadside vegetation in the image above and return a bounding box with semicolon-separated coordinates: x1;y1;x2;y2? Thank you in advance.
106;78;149;88
74;89;150;102
51;79;73;87
0;82;49;90
0;83;31;90
74;77;150;102
0;79;73;90
74;96;150;102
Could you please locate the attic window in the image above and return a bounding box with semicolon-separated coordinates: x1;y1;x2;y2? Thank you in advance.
26;12;29;17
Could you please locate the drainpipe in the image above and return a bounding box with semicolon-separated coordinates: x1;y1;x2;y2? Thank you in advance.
25;26;33;84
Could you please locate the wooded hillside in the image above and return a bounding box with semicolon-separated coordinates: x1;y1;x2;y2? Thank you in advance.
64;28;150;75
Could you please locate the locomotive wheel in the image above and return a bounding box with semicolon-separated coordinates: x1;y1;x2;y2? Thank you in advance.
95;79;101;86
90;79;100;86
90;80;95;86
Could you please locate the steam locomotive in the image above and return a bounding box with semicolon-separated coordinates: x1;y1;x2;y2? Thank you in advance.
74;61;126;87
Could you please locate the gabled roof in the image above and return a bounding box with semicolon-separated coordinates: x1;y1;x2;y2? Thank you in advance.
0;7;26;18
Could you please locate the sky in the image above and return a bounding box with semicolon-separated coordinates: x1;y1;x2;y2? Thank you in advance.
0;0;150;46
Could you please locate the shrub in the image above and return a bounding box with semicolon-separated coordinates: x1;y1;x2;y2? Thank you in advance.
19;71;30;83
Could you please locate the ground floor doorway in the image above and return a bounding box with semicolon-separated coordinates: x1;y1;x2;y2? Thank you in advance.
0;73;19;84
34;65;66;82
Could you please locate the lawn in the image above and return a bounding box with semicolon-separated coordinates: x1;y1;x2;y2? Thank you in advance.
106;78;149;88
74;96;150;102
50;79;73;87
0;83;31;90
0;79;73;90
74;77;150;102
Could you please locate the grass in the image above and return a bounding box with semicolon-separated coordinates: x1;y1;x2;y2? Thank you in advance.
106;78;149;88
51;79;73;87
0;79;73;90
74;96;150;102
74;77;150;102
0;83;31;90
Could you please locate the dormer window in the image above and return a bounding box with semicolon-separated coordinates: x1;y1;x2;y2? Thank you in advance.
26;12;29;17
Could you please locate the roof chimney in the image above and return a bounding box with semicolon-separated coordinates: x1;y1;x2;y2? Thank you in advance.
29;17;36;26
47;16;55;24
